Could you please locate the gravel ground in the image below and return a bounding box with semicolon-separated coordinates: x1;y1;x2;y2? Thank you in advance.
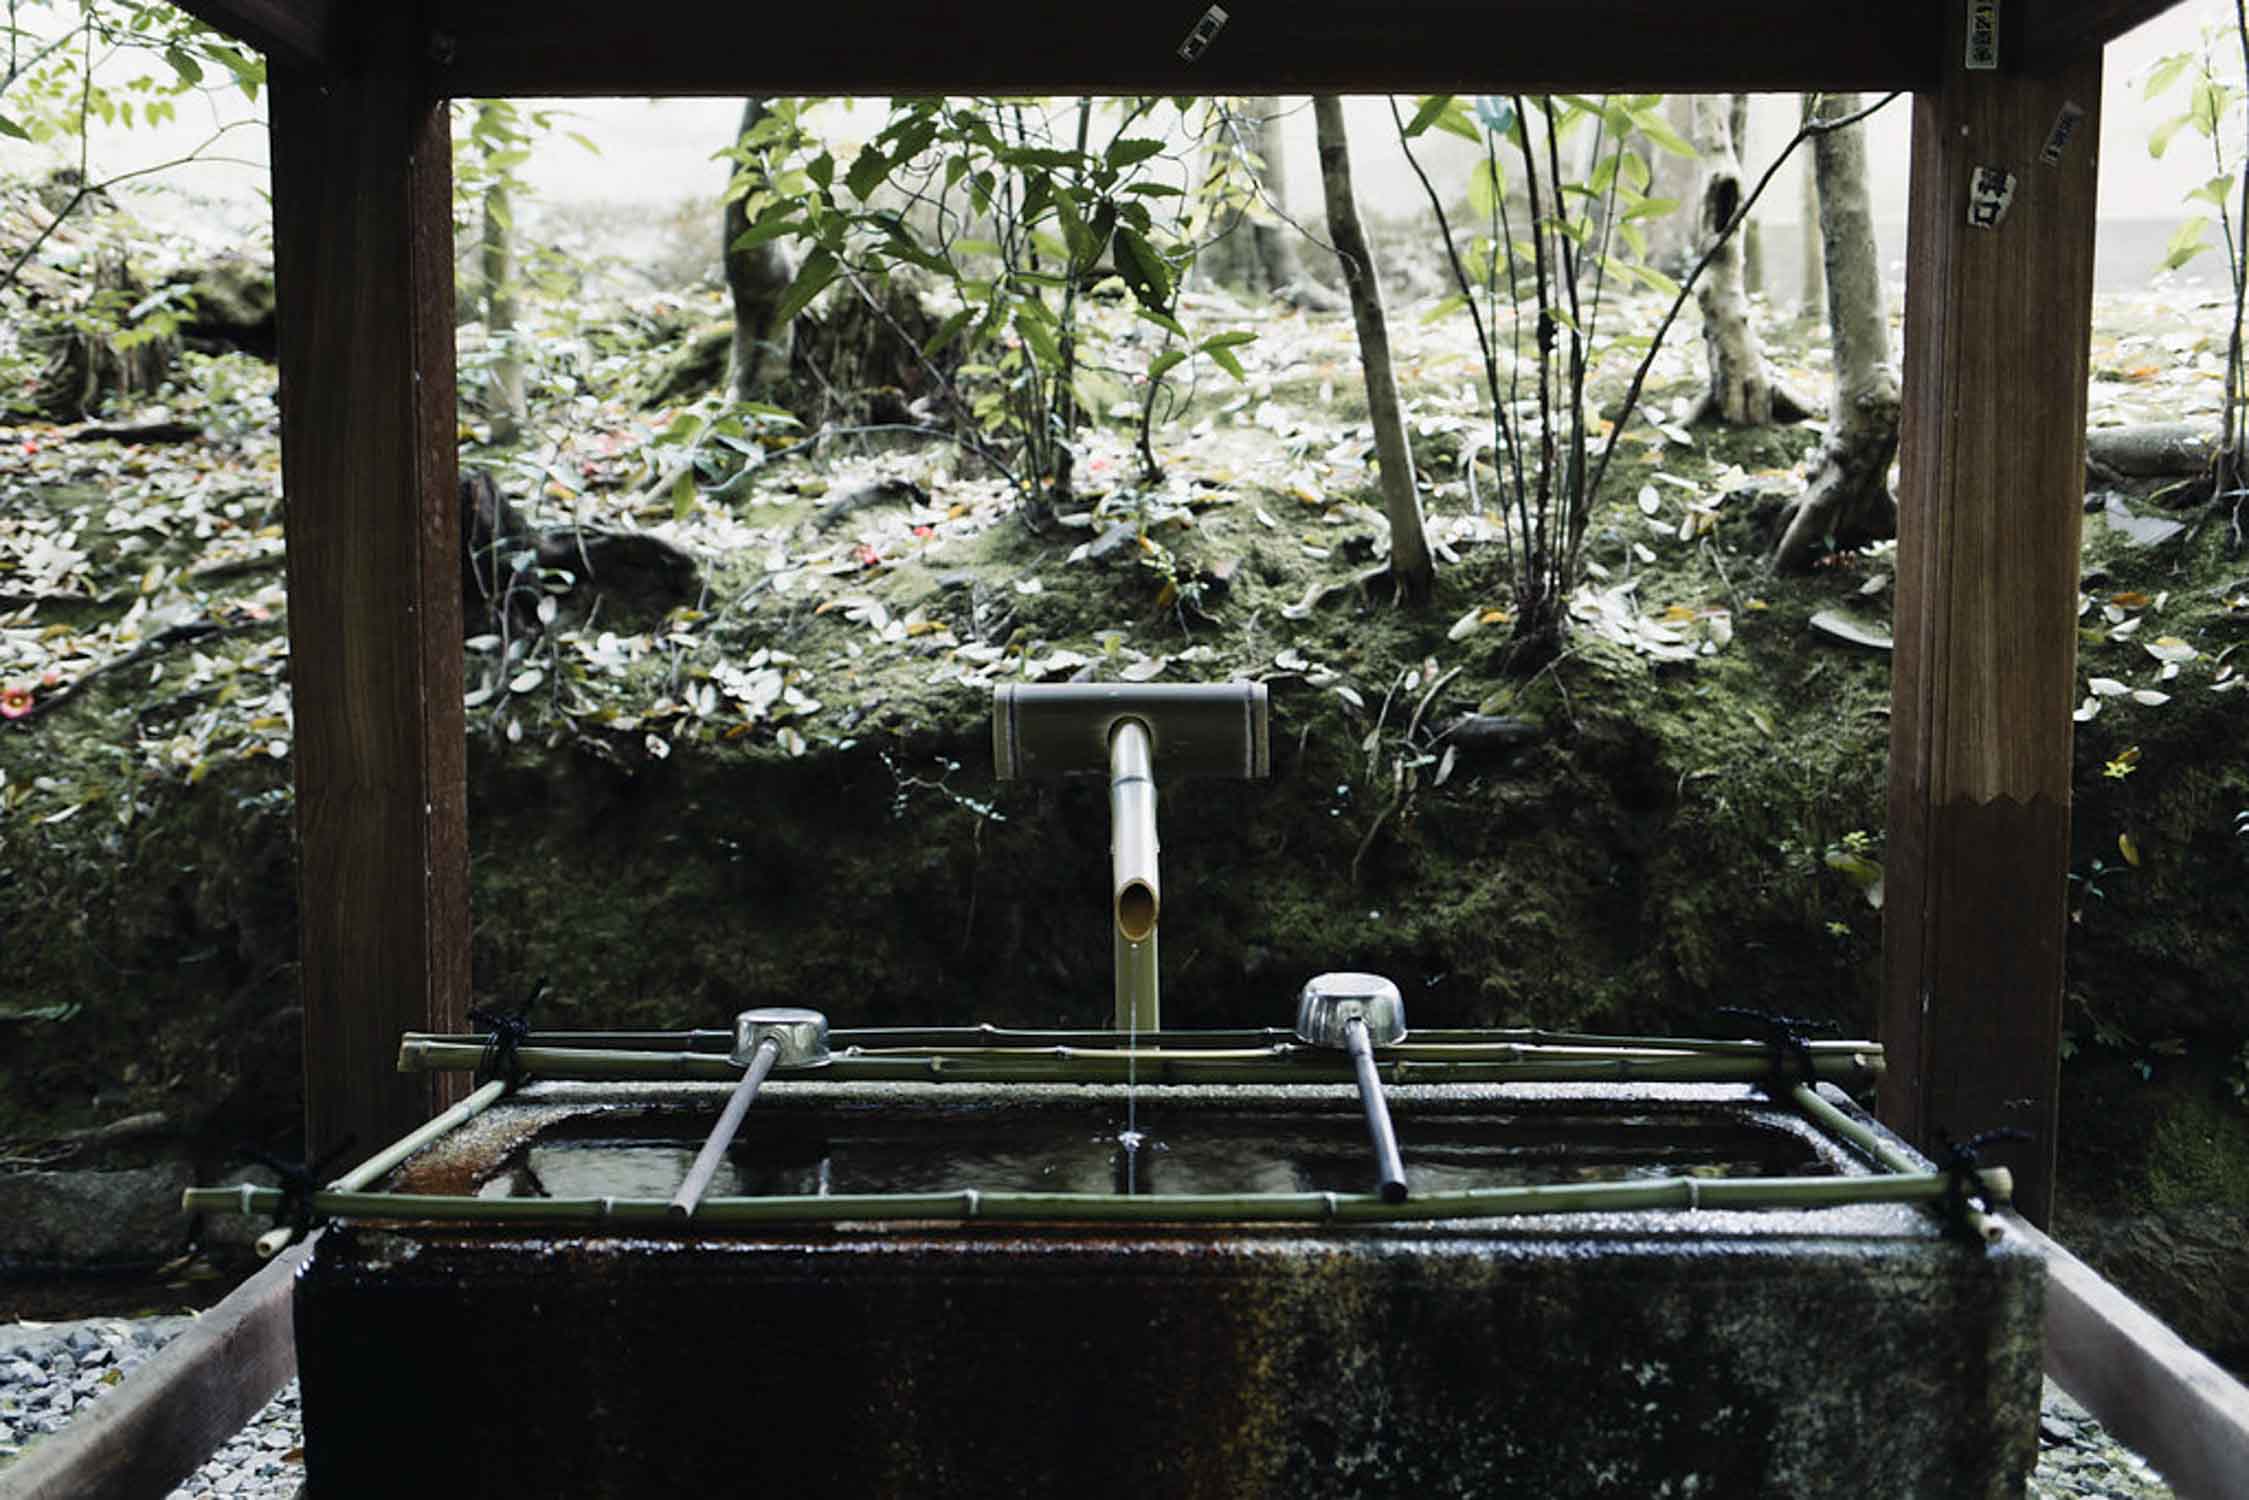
0;1314;2183;1497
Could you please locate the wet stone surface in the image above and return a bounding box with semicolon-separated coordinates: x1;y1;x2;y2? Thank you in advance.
0;1313;2181;1498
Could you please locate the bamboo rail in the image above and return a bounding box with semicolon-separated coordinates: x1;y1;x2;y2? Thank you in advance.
185;1166;2010;1230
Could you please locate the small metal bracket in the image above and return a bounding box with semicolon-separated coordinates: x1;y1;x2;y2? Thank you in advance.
1177;4;1229;63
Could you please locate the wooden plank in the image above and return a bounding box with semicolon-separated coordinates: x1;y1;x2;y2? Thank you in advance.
167;0;338;71
426;0;1940;96
0;1239;311;1500
269;11;468;1162
2011;1217;2249;1500
2032;0;2192;67
1881;17;2103;1227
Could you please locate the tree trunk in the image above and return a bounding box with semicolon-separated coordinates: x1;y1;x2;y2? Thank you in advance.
724;98;798;406
1773;92;1900;572
1797;94;1826;316
1313;95;1433;602
1248;98;1308;292
1731;95;1764;297
1691;95;1772;425
1200;98;1338;309
476;104;526;446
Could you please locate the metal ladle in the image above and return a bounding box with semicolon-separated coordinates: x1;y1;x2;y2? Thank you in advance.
1295;973;1409;1204
669;1007;830;1218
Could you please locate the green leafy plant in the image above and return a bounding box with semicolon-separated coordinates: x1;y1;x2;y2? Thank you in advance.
2145;10;2249;538
1822;827;1885;909
2;1;265;294
1391;91;1895;662
1392;93;1689;657
733;97;1252;517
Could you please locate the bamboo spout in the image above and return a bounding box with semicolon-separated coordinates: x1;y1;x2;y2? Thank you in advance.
1111;717;1160;1032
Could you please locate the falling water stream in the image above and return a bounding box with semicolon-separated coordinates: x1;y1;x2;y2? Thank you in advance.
1118;1005;1143;1194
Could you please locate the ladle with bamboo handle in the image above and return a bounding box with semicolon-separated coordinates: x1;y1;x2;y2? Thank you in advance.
1295;973;1410;1203
669;1007;829;1218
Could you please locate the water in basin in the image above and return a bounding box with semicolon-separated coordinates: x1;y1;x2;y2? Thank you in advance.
477;1105;1834;1200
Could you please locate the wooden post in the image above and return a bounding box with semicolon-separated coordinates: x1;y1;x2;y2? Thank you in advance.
1882;13;2101;1227
270;14;467;1161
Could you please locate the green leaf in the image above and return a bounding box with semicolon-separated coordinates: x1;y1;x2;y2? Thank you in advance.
1014;308;1062;368
1107;136;1167;169
164;46;204;87
1403;95;1453;140
567;131;601;156
729;211;802;253
1468;157;1502;222
774;247;841;323
846;145;891;201
2186;175;2238;210
1114;225;1173;312
671;470;698;522
1435;99;1483;145
1147;349;1189;381
2191;79;2227;138
1055;191;1098;267
2143;52;2192;101
1197;330;1258;353
2161;218;2213;270
0;114;27;143
1133;305;1188;338
1421;292;1470;324
807;151;835;189
1629;107;1695;158
2149;111;2189;159
1633;263;1680;298
921;307;974;358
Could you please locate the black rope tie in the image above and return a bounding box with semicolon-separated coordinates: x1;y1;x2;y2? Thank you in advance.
470;978;545;1091
245;1136;359;1244
1714;1006;1837;1096
1935;1126;2031;1238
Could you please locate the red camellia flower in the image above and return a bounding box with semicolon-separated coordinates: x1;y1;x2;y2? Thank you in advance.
1;684;34;719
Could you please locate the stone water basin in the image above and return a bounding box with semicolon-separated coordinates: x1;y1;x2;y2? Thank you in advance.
293;1079;2043;1498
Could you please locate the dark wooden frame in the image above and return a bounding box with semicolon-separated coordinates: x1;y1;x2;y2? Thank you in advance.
94;3;2238;1497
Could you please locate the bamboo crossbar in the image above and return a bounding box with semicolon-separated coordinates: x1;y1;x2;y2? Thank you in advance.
393;1038;1883;1088
401;1025;1885;1058
1788;1082;2005;1242
184;1166;2010;1230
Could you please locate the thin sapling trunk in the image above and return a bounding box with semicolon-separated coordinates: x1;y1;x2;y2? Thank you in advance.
1314;95;1434;602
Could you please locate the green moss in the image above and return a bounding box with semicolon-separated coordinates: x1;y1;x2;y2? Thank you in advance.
2146;1089;2249;1215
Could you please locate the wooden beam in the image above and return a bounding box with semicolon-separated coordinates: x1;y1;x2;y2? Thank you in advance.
2011;1217;2249;1500
1882;17;2102;1227
2031;0;2191;68
270;13;468;1161
0;1238;310;1500
167;0;338;72
426;0;1941;97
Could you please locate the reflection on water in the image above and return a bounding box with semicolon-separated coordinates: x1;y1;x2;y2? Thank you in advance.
481;1108;1830;1200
